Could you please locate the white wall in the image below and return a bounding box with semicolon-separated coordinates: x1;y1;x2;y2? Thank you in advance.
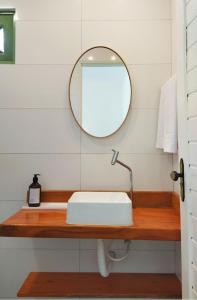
0;0;175;298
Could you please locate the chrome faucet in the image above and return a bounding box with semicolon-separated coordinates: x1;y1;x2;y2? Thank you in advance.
111;149;133;193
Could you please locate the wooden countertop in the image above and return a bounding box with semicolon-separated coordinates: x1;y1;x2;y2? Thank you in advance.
0;191;181;241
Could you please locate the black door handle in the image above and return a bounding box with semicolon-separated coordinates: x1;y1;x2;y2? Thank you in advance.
170;158;185;202
170;170;183;181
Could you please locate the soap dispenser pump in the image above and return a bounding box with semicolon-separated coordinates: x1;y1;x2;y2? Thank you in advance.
28;174;41;207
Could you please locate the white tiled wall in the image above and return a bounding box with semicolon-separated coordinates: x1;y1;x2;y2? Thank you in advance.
0;0;174;297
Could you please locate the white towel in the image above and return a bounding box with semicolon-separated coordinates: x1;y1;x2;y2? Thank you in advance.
156;75;178;153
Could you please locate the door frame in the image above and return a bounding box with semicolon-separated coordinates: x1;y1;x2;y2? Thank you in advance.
175;0;192;298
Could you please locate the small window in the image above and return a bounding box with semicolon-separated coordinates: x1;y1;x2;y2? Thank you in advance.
0;9;15;64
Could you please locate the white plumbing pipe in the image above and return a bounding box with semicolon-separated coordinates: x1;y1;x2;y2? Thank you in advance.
107;240;131;262
97;239;131;277
97;239;112;277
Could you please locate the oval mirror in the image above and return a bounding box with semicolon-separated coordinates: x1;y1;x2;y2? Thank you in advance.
69;46;132;138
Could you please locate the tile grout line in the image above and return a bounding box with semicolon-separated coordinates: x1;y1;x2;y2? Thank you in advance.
0;108;159;110
79;4;82;194
11;62;171;66
15;18;172;23
80;0;83;193
78;0;83;274
0;153;173;156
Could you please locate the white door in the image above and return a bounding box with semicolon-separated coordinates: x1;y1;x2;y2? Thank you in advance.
176;0;197;298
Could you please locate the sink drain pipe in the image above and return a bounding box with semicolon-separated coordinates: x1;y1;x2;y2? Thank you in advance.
97;239;112;277
97;239;131;277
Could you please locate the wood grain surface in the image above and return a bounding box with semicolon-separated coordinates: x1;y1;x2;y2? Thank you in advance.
17;272;182;298
0;190;180;240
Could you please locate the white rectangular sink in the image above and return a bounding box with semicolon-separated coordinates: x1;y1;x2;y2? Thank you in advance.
67;192;132;226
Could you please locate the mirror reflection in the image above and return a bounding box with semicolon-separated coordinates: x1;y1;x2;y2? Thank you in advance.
69;47;132;138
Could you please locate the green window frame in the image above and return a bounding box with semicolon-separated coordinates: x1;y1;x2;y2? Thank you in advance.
0;9;15;64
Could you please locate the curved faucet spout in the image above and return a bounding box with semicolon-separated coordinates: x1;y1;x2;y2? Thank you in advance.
111;149;133;193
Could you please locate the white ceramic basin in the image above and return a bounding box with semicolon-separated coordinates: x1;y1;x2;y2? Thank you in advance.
67;192;132;226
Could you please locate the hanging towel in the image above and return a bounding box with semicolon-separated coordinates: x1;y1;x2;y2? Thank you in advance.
156;75;178;153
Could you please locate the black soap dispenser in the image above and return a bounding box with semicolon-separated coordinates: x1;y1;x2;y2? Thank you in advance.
28;174;41;207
